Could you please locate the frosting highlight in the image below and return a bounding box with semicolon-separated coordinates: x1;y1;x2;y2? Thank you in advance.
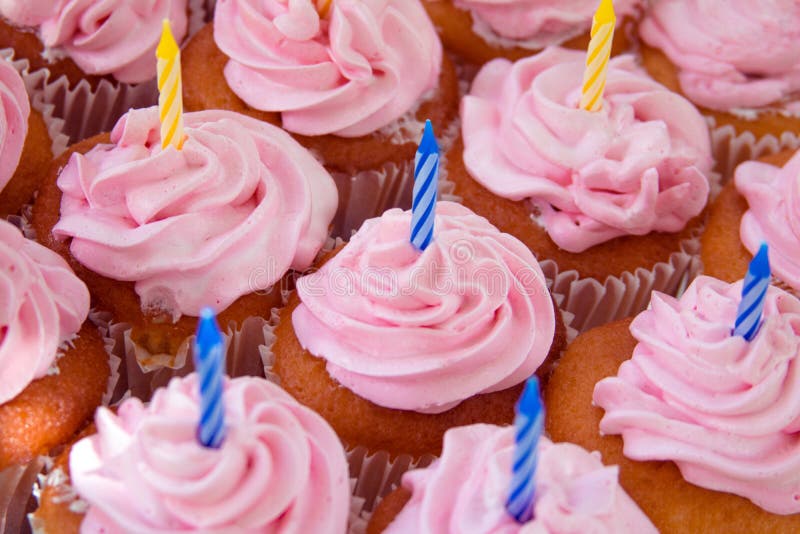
461;47;712;253
54;107;338;318
0;220;90;403
292;201;555;413
386;424;657;533
594;276;800;514
737;151;800;294
70;374;350;532
214;0;442;137
639;0;800;112
0;59;29;194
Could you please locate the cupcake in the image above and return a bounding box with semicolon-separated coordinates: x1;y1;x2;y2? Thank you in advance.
0;219;109;470
638;0;800;174
0;0;198;142
0;56;54;216
448;46;713;331
31;373;351;533
545;275;800;532
422;0;643;65
272;200;566;463
31;106;337;383
182;0;459;230
702;149;799;291
368;424;656;533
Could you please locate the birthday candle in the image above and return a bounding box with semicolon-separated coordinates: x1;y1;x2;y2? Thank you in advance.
733;243;770;341
316;0;333;18
411;120;439;251
579;0;616;112
506;377;544;523
156;19;185;150
194;307;226;448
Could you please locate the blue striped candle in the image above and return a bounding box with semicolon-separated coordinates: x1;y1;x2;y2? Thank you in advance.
733;243;771;341
194;307;226;448
411;120;440;251
506;376;544;523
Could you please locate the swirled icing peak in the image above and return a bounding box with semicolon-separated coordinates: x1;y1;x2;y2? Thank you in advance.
214;0;442;137
594;275;800;514
385;424;657;533
453;0;642;47
737;150;800;294
292;201;555;413
0;219;89;403
53;106;337;318
0;0;189;84
0;59;29;194
461;47;712;253
70;374;350;532
639;0;800;112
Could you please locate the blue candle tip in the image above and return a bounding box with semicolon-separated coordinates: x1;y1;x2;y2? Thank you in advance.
751;242;770;278
419;119;439;154
196;307;223;347
517;376;542;417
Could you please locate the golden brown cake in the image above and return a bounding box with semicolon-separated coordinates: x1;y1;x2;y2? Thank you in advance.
545;318;800;533
0;106;52;216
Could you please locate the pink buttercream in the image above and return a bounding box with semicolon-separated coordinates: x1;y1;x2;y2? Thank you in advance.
594;276;800;514
70;374;350;533
292;201;555;413
0;0;188;84
386;424;657;533
214;0;442;137
462;47;712;253
639;0;800;112
53;106;337;318
737;151;800;294
453;0;641;47
0;59;29;194
0;219;89;404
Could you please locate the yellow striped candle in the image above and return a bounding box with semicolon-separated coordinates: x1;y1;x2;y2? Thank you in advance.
579;0;616;112
316;0;333;18
156;19;185;150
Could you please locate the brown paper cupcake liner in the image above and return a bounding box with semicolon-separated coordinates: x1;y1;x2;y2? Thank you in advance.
708;115;800;180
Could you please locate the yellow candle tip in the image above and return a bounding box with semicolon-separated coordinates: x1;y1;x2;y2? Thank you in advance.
595;0;616;26
157;19;179;60
317;0;333;18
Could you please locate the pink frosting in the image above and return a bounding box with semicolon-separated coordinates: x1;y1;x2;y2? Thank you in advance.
737;151;800;294
639;0;800;112
213;0;442;137
0;219;89;404
70;374;350;533
0;59;29;194
453;0;641;46
594;276;800;514
292;201;555;413
0;0;188;84
53;107;337;318
461;47;712;253
386;424;657;533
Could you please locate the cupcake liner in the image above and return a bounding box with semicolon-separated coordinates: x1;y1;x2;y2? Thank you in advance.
111;315;274;402
708;115;800;180
0;457;47;534
2;0;209;145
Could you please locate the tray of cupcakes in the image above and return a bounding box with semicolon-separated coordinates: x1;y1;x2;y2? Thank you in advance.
2;0;799;533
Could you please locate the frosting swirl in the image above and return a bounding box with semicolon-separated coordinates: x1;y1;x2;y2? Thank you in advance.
0;0;189;84
0;59;29;194
0;219;90;403
386;424;657;533
461;47;712;253
453;0;641;48
594;276;800;514
54;107;337;318
70;374;350;532
214;0;442;137
737;150;800;293
292;201;555;413
639;0;800;112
